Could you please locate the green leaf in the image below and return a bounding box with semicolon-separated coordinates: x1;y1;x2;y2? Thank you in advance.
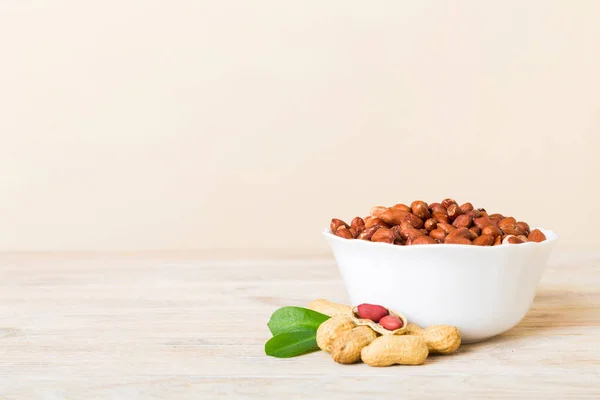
267;306;330;336
265;330;320;358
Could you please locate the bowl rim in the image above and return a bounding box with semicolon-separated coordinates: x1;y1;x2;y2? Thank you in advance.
323;227;558;250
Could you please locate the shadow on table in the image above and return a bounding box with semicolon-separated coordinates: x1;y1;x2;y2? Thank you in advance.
458;288;590;353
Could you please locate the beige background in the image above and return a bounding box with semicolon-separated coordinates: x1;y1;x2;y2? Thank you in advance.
0;1;598;252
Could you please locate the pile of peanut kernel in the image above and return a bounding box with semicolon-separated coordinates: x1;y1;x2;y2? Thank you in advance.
330;198;546;246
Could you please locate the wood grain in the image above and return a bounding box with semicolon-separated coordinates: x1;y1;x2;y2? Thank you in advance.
0;252;599;399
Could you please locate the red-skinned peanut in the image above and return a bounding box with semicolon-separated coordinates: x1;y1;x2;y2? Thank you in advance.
379;315;404;330
357;303;389;323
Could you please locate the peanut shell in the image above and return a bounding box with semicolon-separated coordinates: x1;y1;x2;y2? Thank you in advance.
361;335;429;366
331;326;378;364
316;315;356;353
308;299;352;317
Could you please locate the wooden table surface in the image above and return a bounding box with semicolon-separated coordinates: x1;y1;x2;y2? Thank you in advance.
0;252;599;399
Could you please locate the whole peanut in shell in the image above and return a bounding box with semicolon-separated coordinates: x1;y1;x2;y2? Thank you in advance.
406;324;461;354
308;299;352;317
361;335;429;367
316;315;356;353
331;326;378;364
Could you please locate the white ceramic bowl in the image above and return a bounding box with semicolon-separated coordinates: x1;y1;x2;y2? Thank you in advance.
323;228;558;343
